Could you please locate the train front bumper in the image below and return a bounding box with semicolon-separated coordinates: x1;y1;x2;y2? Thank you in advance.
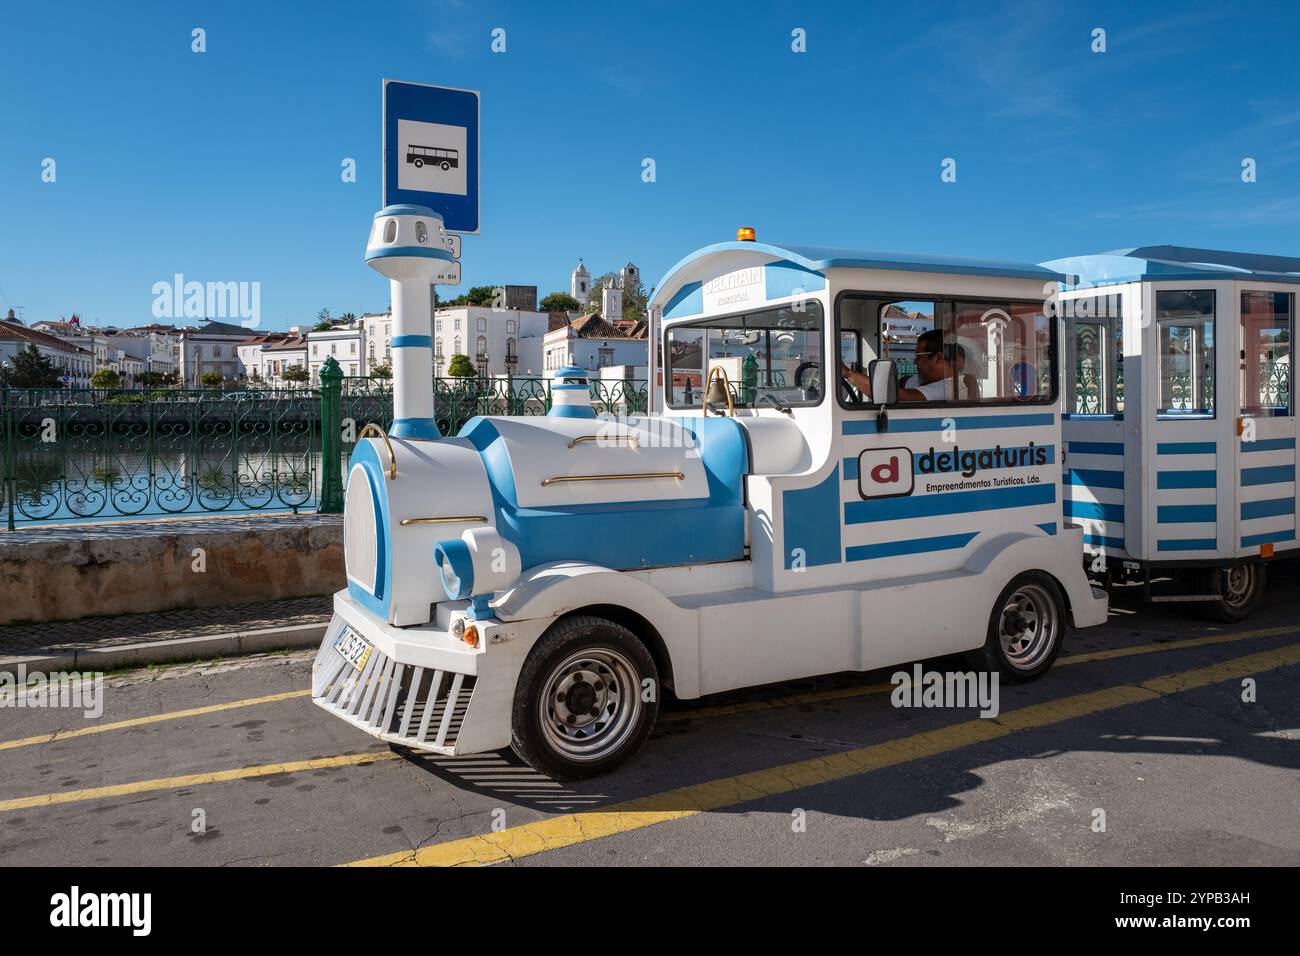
311;591;526;756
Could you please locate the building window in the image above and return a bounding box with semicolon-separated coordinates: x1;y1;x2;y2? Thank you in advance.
477;318;487;332
507;320;517;334
454;319;461;331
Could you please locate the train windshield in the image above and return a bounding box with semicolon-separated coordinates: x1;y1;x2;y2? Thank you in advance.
664;302;824;409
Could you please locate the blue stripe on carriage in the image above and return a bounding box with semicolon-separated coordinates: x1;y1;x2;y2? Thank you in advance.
1157;504;1217;523
391;334;433;348
843;483;1054;524
1240;497;1296;519
1156;442;1216;455
1064;499;1124;522
1036;522;1057;535
1066;441;1123;456
1065;468;1123;489
1084;533;1125;549
841;413;1055;435
1157;470;1216;489
1241;438;1296;452
1242;529;1296;547
1241;465;1294;486
842;457;858;481
845;531;978;563
1157;538;1217;552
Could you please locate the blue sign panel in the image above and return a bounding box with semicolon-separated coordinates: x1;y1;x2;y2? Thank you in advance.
382;80;480;233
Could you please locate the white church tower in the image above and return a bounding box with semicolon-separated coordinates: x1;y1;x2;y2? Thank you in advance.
621;262;640;296
601;280;623;321
571;259;591;308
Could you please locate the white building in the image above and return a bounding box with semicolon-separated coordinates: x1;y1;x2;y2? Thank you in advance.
543;313;648;375
177;320;254;385
0;312;95;387
307;323;366;382
433;305;548;377
361;312;393;371
259;335;309;386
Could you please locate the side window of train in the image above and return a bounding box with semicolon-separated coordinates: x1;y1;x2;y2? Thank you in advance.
952;301;1055;404
1064;293;1125;417
1156;290;1216;418
1240;290;1293;417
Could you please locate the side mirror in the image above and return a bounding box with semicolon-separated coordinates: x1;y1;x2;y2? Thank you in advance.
868;359;899;406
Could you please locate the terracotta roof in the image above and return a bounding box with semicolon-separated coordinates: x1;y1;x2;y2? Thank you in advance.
264;336;307;351
0;322;80;351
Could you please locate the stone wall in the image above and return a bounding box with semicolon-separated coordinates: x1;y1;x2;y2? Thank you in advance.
0;515;345;625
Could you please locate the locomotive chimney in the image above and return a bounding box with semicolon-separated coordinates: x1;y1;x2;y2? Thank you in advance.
365;204;451;439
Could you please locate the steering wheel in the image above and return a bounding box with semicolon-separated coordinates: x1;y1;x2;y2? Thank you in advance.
793;360;822;400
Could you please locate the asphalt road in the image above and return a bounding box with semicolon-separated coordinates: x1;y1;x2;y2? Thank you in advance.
2;573;1299;867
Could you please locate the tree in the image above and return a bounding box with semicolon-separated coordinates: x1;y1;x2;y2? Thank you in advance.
338;312;357;325
444;286;499;308
316;307;333;326
0;345;64;388
446;353;476;377
590;272;648;322
137;371;169;388
199;370;224;387
369;362;392;379
540;292;582;313
91;368;121;389
282;364;309;383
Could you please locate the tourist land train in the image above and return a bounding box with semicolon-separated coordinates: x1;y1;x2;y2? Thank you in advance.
313;205;1298;777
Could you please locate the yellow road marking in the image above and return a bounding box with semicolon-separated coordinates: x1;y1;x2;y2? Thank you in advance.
0;750;395;814
1;621;1295;750
341;641;1300;866
0;690;312;752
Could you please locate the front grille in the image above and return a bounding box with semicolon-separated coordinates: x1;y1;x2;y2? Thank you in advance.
312;634;475;755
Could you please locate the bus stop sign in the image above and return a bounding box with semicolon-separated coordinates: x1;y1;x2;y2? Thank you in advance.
382;79;480;233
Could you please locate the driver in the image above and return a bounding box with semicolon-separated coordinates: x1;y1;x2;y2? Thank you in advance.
840;329;956;402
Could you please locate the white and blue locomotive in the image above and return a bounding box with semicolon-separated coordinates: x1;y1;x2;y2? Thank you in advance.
312;206;1107;777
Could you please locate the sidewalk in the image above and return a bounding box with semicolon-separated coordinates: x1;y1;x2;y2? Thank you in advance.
0;595;333;675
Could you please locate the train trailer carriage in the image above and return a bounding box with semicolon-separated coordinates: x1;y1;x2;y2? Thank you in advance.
1044;245;1300;620
313;208;1107;778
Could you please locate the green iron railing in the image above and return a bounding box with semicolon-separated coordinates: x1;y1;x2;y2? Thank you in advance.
1;365;649;529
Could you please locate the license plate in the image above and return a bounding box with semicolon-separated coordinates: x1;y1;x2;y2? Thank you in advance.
334;627;374;673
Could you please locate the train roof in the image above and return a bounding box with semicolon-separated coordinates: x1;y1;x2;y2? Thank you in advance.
655;241;1063;290
1042;245;1300;288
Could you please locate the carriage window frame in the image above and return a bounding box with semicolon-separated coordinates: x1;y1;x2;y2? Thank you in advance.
833;290;1059;410
1239;290;1293;418
662;300;827;411
1155;289;1216;420
1063;292;1125;420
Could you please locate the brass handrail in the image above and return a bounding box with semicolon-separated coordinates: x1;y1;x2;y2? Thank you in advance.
399;516;488;526
702;366;735;417
541;471;684;487
567;434;640;449
358;423;396;480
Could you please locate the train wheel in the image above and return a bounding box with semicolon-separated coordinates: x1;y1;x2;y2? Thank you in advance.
1204;563;1265;622
511;615;658;779
966;571;1066;682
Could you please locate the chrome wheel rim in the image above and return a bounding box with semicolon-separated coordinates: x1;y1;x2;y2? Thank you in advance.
1222;565;1256;608
538;648;642;762
998;583;1059;671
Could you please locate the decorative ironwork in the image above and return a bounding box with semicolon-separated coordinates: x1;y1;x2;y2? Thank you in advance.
2;375;648;529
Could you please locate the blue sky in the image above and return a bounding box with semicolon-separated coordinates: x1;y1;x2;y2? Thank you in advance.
2;0;1299;331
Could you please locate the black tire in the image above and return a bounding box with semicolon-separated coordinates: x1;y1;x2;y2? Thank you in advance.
413;158;424;168
511;615;658;779
965;571;1067;683
440;161;451;171
1203;563;1266;622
